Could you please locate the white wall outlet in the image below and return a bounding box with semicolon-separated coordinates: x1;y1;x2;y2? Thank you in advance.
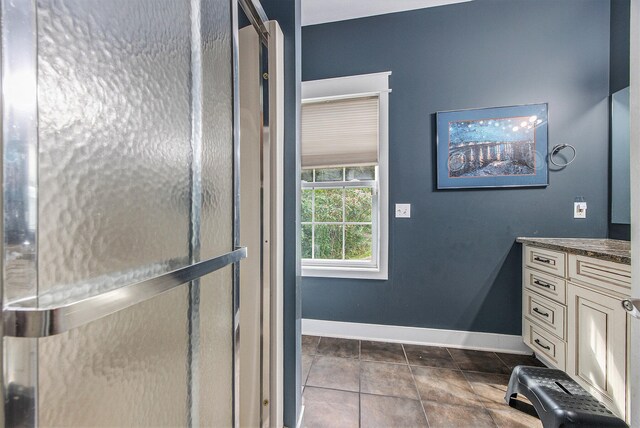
574;201;587;219
395;203;411;218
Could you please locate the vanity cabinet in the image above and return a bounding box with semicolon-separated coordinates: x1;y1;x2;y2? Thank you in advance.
567;283;627;418
520;240;631;421
522;246;569;369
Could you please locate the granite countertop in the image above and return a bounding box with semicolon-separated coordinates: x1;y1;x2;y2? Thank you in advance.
516;237;631;265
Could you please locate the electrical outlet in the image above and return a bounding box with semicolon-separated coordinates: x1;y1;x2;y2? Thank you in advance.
574;201;587;219
395;203;411;218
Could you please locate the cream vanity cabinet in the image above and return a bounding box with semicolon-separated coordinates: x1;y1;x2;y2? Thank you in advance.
520;240;632;421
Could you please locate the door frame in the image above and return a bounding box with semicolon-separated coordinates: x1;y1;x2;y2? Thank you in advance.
266;20;285;428
237;1;284;426
629;0;639;425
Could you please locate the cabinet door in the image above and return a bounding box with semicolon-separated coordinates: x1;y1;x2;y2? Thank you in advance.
567;284;628;419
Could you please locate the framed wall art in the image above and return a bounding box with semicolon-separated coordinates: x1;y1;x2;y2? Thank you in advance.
436;103;548;189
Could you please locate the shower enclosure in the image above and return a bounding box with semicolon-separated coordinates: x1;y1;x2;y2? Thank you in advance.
0;0;280;426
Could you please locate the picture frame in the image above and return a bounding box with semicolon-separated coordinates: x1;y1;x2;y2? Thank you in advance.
436;103;549;189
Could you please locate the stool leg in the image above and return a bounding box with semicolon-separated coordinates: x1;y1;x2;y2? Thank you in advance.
505;371;521;407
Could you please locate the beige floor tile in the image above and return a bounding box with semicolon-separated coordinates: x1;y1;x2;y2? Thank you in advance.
487;407;542;428
464;371;513;410
317;337;360;359
302;387;359;428
360;394;428;428
302;335;321;356
448;349;511;374
422;400;496;428
404;344;458;369
302;354;314;385
361;341;406;364
306;356;360;392
495;352;545;370
360;361;418;399
411;366;482;407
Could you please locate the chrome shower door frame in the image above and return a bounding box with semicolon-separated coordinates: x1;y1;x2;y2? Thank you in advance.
1;0;39;425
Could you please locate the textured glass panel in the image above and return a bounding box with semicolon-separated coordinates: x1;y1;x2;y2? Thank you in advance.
345;188;372;222
346;166;375;181
199;0;233;425
315;189;343;222
314;224;343;259
345;225;372;260
200;2;233;261
198;267;233;427
301;189;313;222
38;286;190;426
36;0;192;301
315;167;343;182
34;1;235;427
301;224;313;258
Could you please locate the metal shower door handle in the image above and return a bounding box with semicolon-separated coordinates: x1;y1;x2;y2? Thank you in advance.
3;247;247;338
622;298;640;319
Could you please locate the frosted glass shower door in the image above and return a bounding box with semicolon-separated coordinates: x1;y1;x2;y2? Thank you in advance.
1;0;242;426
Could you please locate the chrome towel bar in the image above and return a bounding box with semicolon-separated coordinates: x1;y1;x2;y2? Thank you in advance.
3;247;247;338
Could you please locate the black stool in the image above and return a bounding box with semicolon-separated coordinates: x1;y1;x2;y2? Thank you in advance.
505;365;628;428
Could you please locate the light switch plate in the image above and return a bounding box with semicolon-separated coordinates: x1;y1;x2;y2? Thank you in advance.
574;202;587;219
395;203;411;218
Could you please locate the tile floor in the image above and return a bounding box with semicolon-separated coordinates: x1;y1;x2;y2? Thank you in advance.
301;336;545;428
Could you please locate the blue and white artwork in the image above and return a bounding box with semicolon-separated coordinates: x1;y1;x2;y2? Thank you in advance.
436;103;548;189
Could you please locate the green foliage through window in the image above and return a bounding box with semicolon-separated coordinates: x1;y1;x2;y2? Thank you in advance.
345;225;372;259
315;189;343;222
301;167;375;262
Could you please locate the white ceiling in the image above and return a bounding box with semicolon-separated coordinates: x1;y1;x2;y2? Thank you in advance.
302;0;473;27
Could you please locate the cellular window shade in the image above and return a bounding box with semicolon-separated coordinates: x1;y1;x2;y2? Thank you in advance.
301;95;379;168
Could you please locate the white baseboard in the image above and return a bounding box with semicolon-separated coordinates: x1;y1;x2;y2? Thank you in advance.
302;319;530;354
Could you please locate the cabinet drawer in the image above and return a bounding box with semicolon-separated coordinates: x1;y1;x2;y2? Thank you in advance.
523;289;565;339
524;246;566;277
568;254;631;296
524;267;566;304
523;318;566;370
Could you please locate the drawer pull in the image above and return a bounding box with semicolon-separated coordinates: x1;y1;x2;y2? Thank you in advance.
534;256;552;264
533;307;550;317
533;279;553;289
534;339;551;350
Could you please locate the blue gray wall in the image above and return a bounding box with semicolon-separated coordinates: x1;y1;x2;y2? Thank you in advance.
609;0;631;241
301;0;611;335
610;0;631;93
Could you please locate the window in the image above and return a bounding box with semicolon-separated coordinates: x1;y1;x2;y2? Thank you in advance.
301;166;377;263
300;72;390;280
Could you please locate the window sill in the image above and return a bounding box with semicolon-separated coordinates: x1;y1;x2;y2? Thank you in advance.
301;265;388;280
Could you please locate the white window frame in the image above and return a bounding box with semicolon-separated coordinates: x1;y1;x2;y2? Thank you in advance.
301;72;390;280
